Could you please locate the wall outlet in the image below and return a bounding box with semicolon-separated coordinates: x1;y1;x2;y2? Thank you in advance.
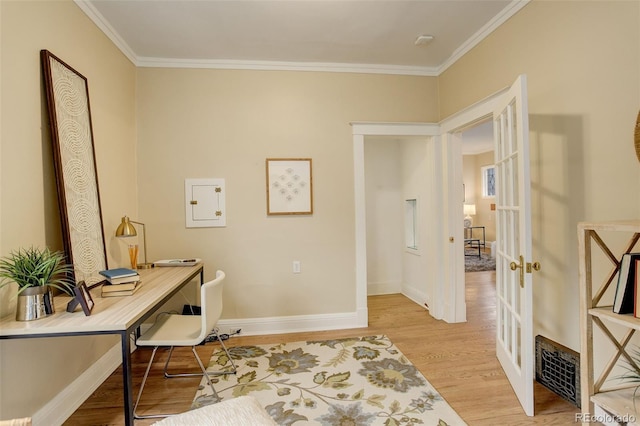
293;261;301;274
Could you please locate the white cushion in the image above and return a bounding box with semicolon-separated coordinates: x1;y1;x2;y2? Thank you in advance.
151;396;277;426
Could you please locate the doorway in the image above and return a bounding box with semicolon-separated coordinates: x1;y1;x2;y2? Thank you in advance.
363;136;437;308
351;85;509;324
460;119;496;273
351;122;441;327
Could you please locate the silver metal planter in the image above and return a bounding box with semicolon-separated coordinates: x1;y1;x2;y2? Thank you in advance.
16;286;55;321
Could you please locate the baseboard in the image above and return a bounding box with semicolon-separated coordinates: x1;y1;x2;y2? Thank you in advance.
401;283;428;310
33;342;122;426
217;310;365;336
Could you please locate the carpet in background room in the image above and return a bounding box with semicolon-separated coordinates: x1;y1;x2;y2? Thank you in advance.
464;250;496;272
193;335;466;425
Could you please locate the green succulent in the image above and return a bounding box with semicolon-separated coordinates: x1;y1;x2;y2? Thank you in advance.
0;247;75;296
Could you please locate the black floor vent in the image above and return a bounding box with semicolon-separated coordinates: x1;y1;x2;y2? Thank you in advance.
535;335;580;407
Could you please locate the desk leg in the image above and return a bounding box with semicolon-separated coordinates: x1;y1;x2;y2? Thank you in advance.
120;331;134;426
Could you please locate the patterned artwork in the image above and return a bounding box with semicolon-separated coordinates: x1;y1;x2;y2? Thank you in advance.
266;159;313;215
42;51;107;286
193;335;466;425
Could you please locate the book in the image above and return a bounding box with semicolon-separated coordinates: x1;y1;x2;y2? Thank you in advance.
99;268;138;280
105;274;141;285
101;280;140;293
613;253;640;314
101;281;142;297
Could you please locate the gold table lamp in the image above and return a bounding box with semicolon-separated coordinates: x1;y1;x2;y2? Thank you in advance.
115;216;153;269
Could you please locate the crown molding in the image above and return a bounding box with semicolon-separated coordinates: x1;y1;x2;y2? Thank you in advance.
134;57;438;76
76;0;529;77
438;0;530;74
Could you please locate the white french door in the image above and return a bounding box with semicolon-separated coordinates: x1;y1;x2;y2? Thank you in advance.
494;75;537;416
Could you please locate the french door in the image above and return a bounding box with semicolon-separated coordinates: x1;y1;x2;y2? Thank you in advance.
494;75;537;416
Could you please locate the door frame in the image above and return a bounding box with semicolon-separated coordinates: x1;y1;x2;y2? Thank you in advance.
439;88;508;322
352;86;511;324
351;122;440;325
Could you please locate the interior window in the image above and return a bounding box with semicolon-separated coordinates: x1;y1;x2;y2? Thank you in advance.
405;199;417;250
481;165;496;198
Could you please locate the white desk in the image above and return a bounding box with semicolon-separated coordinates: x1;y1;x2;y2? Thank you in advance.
0;264;204;425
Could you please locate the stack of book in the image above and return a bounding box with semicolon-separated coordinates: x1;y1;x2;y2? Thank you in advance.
612;253;640;315
99;268;142;297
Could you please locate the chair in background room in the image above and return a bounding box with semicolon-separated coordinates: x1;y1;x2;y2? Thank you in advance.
133;270;237;419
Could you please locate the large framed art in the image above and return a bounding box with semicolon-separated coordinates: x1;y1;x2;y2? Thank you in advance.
41;50;108;286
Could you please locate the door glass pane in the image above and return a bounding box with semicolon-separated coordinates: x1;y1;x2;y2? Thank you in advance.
505;159;513;207
497;164;504;205
504;305;511;353
514;212;520;259
514;265;521;315
505;105;513;157
516;321;522;368
508;211;515;258
511;102;518;154
497;115;507;158
512;155;519;203
499;303;506;343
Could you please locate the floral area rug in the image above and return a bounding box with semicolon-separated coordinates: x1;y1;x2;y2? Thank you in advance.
464;249;496;272
192;335;466;425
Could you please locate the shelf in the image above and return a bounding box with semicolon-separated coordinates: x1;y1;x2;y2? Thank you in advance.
578;220;640;233
592;387;639;425
590;307;640;330
579;220;640;423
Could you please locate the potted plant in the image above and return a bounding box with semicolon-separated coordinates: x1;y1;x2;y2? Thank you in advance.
0;246;75;321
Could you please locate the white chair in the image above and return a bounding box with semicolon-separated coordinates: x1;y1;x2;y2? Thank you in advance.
134;270;237;419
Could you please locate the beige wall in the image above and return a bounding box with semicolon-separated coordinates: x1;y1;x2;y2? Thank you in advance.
0;0;137;419
440;0;640;350
135;68;438;319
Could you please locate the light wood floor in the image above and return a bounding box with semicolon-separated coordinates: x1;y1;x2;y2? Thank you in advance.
64;271;578;425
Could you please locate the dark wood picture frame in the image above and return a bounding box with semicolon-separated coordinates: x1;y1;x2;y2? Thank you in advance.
66;281;95;316
41;50;108;287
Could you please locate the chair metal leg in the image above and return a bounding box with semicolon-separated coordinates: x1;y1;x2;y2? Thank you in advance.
191;346;220;402
134;345;223;420
134;346;168;420
164;332;237;378
163;345;204;378
214;329;238;376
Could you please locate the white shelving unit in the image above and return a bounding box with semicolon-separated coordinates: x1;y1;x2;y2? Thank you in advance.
579;220;640;423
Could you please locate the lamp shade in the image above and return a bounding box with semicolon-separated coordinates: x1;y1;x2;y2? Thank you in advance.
115;216;137;237
463;204;476;216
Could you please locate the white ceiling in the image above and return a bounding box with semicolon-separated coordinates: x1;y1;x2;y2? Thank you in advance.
79;0;504;152
78;0;527;76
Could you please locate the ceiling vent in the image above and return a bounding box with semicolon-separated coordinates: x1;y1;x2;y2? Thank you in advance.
414;35;434;46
